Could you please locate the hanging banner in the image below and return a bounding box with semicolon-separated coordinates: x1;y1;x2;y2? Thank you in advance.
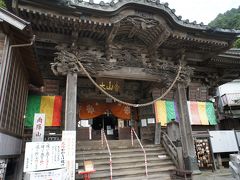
25;95;62;127
154;100;217;126
154;100;177;126
79;102;131;120
187;101;217;125
62;131;76;180
32;113;45;142
24;168;68;180
23;141;65;172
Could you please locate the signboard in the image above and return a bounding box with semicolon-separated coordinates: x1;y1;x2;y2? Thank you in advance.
62;131;76;180
141;119;147;127
23;141;65;172
0;132;22;156
32;113;45;142
209;130;239;153
96;78;123;94
235;131;240;147
0;159;7;179
24;168;67;180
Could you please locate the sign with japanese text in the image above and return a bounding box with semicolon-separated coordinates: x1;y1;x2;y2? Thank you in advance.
23;141;65;172
32;113;45;142
96;78;124;94
62;131;76;180
24;168;68;180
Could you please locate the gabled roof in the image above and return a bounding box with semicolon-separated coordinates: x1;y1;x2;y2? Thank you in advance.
0;8;43;86
18;0;240;35
0;7;29;30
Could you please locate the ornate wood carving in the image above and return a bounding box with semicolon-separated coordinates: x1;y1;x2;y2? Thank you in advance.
52;43;193;86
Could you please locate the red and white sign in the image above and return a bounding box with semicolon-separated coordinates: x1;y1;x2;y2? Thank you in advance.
23;141;65;172
62;131;76;180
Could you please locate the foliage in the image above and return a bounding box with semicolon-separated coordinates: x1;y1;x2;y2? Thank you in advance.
209;6;240;48
233;38;240;48
208;6;240;30
0;0;5;8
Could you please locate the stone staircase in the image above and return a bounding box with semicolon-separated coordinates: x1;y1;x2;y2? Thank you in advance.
76;140;175;180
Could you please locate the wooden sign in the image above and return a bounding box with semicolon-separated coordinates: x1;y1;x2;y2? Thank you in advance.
32;113;45;142
96;78;124;94
84;161;94;171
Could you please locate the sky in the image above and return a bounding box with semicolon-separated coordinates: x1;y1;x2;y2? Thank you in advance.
164;0;240;24
93;0;240;25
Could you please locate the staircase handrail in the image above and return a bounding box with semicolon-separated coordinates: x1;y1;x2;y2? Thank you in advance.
131;127;148;177
101;129;113;180
161;131;179;167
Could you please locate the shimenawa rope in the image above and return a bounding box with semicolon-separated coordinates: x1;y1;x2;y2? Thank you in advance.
74;54;182;107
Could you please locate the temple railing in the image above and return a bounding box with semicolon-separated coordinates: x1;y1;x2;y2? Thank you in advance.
162;131;179;168
131;127;148;177
101;129;113;180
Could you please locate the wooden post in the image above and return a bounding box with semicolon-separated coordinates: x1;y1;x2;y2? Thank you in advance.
175;83;200;173
65;72;77;130
154;122;161;144
152;89;161;145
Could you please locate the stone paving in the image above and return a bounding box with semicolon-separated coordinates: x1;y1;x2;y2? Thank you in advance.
193;169;235;180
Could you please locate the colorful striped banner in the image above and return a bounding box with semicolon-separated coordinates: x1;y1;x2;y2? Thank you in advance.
154;100;217;126
187;101;217;125
25;95;62;127
154;100;177;126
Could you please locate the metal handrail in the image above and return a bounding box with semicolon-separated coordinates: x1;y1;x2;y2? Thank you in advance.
101;129;113;180
131;127;148;177
161;131;179;167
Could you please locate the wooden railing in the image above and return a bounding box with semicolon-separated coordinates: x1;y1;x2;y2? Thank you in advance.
161;131;179;168
131;127;148;177
101;129;113;180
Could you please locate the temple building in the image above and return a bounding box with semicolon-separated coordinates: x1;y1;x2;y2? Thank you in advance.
1;0;240;179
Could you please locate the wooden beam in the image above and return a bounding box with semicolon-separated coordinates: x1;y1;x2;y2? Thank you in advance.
148;27;171;51
106;22;120;44
35;31;75;43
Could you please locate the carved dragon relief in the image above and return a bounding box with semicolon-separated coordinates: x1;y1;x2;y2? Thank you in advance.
51;44;193;85
124;16;159;30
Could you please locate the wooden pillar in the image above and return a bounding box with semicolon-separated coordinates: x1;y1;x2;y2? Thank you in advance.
152;89;161;144
65;72;77;130
154;122;161;144
175;83;200;172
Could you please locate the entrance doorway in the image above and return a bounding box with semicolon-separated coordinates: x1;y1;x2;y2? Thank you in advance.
93;114;118;140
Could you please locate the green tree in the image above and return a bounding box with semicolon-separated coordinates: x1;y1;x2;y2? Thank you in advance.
209;6;240;48
0;0;6;8
233;38;240;48
208;6;240;30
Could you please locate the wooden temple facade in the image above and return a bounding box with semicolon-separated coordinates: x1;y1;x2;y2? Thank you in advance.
1;0;240;179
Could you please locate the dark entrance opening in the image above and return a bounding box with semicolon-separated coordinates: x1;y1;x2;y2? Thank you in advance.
93;114;118;139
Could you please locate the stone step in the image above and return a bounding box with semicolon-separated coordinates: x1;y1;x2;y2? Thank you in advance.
76;154;171;165
77;140;162;150
77;171;172;180
76;151;166;160
76;165;175;179
76;146;164;154
91;161;174;171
